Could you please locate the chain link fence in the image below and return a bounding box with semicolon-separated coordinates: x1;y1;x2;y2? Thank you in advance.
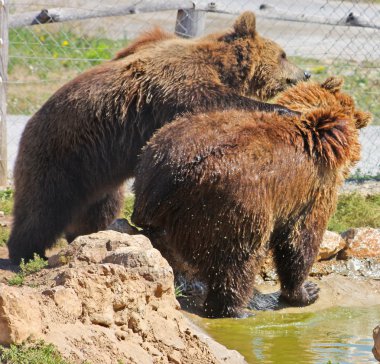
2;0;380;182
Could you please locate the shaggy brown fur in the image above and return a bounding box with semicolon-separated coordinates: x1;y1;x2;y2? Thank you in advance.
132;77;371;318
112;27;175;60
8;11;309;264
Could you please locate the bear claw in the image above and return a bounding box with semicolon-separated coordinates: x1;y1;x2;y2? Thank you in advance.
281;281;320;307
304;281;320;303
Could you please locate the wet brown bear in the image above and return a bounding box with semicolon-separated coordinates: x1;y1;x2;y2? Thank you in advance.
8;12;309;264
132;77;371;317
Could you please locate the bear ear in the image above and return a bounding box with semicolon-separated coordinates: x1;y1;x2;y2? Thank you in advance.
233;11;257;38
354;110;372;129
321;77;344;93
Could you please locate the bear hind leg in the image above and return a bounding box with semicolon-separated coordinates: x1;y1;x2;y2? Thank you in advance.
271;222;322;306
65;187;124;243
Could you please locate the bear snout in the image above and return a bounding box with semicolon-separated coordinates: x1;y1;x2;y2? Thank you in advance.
286;70;311;86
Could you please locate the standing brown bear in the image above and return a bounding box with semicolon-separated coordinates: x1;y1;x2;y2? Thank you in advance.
8;12;309;263
132;77;371;317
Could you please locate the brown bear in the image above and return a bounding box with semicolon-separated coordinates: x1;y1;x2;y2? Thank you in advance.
131;77;371;318
8;11;309;264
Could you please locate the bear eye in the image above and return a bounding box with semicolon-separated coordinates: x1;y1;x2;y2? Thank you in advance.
281;52;287;59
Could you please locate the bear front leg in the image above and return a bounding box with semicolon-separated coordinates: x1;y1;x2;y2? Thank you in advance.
204;259;256;318
8;200;73;264
271;223;323;307
203;243;267;318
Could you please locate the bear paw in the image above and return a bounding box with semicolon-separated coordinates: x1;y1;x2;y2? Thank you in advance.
281;281;320;307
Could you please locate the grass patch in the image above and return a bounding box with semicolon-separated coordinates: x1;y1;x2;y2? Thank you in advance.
175;284;186;298
9;27;125;75
8;27;127;115
0;226;10;247
18;254;48;275
328;193;380;233
122;195;135;223
7;274;24;287
0;341;69;364
0;188;14;215
8;254;48;286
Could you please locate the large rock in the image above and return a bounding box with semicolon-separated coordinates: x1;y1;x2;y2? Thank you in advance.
0;231;246;364
374;325;380;361
0;285;42;344
338;228;380;259
317;231;346;261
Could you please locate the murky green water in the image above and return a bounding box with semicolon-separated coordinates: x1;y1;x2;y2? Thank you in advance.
196;306;380;364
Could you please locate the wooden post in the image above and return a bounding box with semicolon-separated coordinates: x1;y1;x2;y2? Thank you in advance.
175;9;206;38
0;0;8;186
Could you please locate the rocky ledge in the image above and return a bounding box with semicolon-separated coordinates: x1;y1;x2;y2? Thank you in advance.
0;231;246;364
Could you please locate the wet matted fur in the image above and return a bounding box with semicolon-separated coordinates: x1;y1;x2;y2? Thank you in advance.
132;77;371;317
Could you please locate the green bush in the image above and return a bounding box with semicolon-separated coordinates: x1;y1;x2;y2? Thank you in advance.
8;254;48;286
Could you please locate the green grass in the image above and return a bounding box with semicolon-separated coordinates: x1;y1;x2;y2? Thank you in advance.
175;284;186;298
9;27;126;75
8;254;48;286
122;195;135;223
328;193;380;232
18;253;48;275
0;188;14;215
0;226;10;247
8;27;127;115
0;341;69;364
291;56;380;125
0;189;12;247
7;274;25;286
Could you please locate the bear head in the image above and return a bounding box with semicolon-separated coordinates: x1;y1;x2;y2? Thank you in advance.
276;76;372;130
112;12;310;103
214;11;310;100
277;77;372;169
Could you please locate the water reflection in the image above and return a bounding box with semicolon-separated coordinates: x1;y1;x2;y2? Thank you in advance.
195;306;380;364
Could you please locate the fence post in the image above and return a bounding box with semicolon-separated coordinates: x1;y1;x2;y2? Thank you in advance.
0;0;8;186
175;9;206;38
